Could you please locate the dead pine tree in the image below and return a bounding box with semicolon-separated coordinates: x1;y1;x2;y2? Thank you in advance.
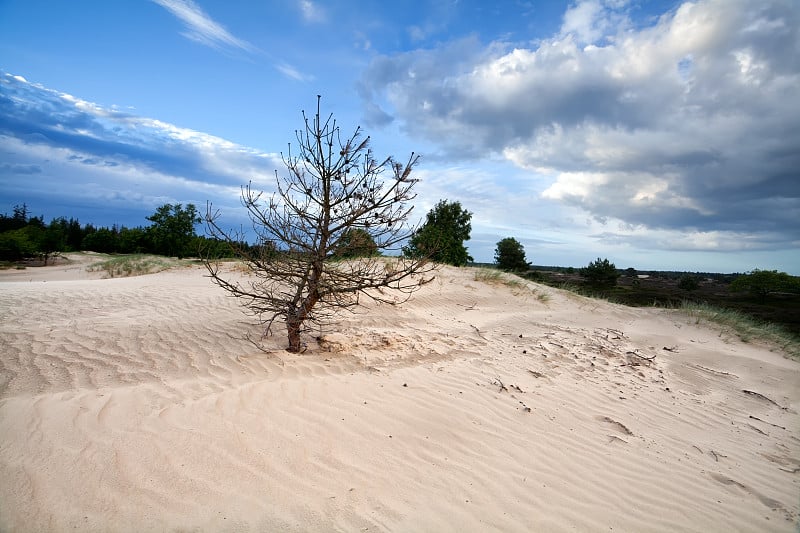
203;96;436;353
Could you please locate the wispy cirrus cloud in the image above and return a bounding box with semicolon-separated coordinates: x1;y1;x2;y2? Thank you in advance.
152;0;254;53
275;62;314;82
152;0;313;81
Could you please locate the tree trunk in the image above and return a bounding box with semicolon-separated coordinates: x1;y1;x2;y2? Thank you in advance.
286;318;302;352
285;290;320;352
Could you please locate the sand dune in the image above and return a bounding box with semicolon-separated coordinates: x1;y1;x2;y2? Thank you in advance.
1;256;798;532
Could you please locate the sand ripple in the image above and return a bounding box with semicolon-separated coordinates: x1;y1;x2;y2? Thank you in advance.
1;264;798;531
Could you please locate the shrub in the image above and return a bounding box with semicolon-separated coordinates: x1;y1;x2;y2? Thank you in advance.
332;228;379;258
730;269;800;299
678;274;700;292
580;257;619;287
494;237;529;272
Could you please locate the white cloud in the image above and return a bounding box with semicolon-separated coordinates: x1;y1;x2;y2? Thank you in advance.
360;0;800;256
275;62;314;82
152;0;254;52
298;0;325;23
561;0;611;44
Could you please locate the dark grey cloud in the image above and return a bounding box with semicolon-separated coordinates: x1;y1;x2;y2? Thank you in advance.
0;72;282;229
0;163;41;175
359;0;800;251
0;76;223;184
0;72;280;185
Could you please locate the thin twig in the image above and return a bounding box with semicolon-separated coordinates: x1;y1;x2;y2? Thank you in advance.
709;450;727;462
742;390;787;410
626;350;657;361
749;415;786;429
694;364;733;376
746;424;767;436
470;324;487;340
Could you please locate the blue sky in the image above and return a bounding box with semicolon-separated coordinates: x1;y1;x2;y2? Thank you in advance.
1;0;798;273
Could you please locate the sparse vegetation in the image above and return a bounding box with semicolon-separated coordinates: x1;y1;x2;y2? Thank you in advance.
473;267;549;302
536;291;550;303
4;201;795;360
528;267;798;335
88;254;187;278
474;267;525;289
678;301;799;360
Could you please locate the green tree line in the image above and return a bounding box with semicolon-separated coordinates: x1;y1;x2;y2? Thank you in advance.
0;203;234;263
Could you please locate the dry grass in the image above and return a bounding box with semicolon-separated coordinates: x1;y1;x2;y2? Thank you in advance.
677;302;799;360
473;267;550;302
88;255;188;278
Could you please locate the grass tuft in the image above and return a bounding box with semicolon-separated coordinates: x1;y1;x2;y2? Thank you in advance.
551;281;798;360
473;268;525;289
536;292;551;303
678;301;799;360
473;267;550;302
88;254;186;278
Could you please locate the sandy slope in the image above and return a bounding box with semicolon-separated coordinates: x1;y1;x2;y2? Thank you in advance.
1;257;798;532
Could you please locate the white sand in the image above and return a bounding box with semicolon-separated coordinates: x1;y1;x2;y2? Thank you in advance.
1;256;798;532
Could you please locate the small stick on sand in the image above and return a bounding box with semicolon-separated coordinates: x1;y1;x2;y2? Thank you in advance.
600;416;634;436
627;351;657;361
742;390;787;410
748;415;786;430
694;364;733;376
471;325;487;340
709;450;727;462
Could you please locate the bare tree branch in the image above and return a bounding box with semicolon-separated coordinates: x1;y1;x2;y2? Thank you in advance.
203;96;436;352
